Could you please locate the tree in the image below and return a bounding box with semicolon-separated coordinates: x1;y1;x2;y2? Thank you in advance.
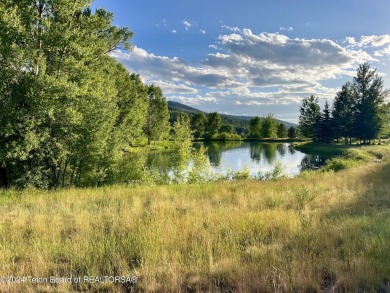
190;113;207;138
277;123;288;138
144;85;170;145
381;103;390;138
332;82;356;144
352;63;388;144
173;113;192;142
171;113;192;183
262;114;278;138
317;101;334;143
206;112;222;136
0;0;134;188
288;126;297;139
114;72;148;147
248;117;262;138
299;95;321;138
219;124;235;134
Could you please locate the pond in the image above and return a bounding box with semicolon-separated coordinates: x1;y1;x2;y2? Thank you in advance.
142;142;329;180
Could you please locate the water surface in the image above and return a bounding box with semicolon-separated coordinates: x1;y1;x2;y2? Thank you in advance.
147;141;328;178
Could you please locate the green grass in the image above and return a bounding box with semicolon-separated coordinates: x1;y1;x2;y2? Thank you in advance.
0;146;390;292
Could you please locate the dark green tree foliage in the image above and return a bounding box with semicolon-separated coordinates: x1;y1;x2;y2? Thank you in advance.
0;1;150;188
317;101;333;143
353;63;388;144
288;126;297;138
332;82;356;143
299;95;321;138
219;124;235;134
190;113;207;138
248;117;262;138
262;114;278;138
144;85;170;145
277;123;288;138
206;112;222;136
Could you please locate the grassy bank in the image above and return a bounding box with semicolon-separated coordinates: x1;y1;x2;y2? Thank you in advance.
1;146;390;292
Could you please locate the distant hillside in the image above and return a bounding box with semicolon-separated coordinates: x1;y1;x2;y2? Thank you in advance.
168;101;297;129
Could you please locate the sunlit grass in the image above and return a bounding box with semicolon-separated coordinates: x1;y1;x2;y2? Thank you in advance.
0;146;389;292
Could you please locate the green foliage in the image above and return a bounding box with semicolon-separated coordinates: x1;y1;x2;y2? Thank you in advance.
225;167;251;180
173;113;192;142
288;126;297;138
0;1;156;188
144;85;170;145
256;161;287;181
261;114;278;138
277;123;288;138
316;101;334;143
215;132;242;141
191;113;207;138
187;145;213;183
299;95;321;138
248;117;262;138
381;103;390;138
353;63;388;143
330;64;388;144
219;124;235;134
171;113;193;183
332;82;356;142
206;112;222;136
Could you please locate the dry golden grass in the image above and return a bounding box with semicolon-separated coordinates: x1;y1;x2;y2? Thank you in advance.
0;146;390;292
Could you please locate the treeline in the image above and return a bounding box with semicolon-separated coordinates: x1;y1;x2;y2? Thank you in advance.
189;112;240;140
187;112;297;140
299;63;390;144
0;1;173;188
247;115;297;139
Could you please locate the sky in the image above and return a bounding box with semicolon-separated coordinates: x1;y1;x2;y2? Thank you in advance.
91;0;390;123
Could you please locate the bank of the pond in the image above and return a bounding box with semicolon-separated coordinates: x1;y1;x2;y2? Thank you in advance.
1;146;389;292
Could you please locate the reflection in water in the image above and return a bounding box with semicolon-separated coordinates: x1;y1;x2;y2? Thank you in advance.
299;154;327;172
288;144;296;155
277;143;287;156
262;143;277;165
113;142;331;184
204;141;243;167
249;143;262;163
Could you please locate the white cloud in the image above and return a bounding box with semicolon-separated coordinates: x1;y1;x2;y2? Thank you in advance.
353;35;390;48
374;45;390;57
279;26;294;32
169;95;218;106
112;30;389;120
200;29;206;34
183;20;191;31
222;25;241;33
172;29;177;34
345;37;356;45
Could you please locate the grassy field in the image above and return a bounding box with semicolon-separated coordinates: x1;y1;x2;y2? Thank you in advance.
0;146;390;292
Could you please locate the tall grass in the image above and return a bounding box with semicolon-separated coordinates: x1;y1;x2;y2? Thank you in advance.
0;147;390;292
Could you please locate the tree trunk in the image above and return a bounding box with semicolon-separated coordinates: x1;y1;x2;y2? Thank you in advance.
0;167;9;189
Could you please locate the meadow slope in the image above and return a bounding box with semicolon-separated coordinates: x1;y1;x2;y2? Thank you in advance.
0;146;390;292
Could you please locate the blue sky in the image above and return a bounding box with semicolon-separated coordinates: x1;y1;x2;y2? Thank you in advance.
92;0;390;123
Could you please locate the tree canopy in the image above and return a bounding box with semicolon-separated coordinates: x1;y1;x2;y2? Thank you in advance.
0;1;169;188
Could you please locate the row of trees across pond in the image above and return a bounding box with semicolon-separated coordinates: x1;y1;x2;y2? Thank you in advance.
186;112;297;140
299;63;389;144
